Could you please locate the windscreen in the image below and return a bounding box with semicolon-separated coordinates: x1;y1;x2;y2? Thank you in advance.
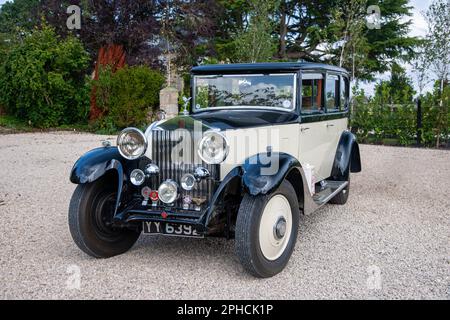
193;74;296;112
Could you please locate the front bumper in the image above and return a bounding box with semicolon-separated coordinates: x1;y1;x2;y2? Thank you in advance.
113;199;209;234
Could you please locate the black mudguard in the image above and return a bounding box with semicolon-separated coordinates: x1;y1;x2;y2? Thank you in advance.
241;152;302;196
70;147;138;216
331;131;362;181
204;152;303;226
70;147;125;184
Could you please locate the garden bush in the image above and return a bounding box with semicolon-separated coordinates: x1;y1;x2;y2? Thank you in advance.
0;25;90;128
94;65;165;130
351;91;450;148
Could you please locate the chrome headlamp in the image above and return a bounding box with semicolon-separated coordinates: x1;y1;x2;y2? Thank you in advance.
117;128;147;160
158;180;179;204
198;131;229;164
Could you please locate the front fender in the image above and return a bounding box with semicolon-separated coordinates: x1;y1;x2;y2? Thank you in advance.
70;146;136;216
203;153;302;227
242;152;301;196
70;147;124;184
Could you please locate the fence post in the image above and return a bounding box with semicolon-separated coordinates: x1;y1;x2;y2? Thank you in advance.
416;98;422;146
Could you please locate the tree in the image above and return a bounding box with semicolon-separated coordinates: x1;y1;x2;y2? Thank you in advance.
374;63;415;105
272;0;420;81
233;0;279;62
160;0;221;67
329;0;367;81
424;0;450;103
276;0;338;61
423;0;450;147
0;0;40;55
0;24;90;127
0;0;40;34
412;43;431;96
41;0;163;119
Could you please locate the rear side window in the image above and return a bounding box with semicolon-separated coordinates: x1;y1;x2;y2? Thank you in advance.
340;76;349;111
326;74;339;111
301;73;324;113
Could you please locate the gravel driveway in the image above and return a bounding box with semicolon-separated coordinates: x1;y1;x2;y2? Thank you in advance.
0;132;449;299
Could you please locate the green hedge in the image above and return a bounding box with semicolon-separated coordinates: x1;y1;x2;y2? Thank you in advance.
0;25;90;128
351;90;450;147
94;66;165;131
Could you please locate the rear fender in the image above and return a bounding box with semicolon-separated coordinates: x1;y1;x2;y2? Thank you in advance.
331;131;362;181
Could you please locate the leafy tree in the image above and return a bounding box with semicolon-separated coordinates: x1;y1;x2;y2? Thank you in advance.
374;63;415;105
272;0;419;81
276;0;338;61
41;0;163;119
41;0;162;66
0;24;90;127
0;0;40;55
0;0;39;34
358;0;419;79
160;0;221;67
233;0;279;62
424;0;450;102
94;66;165;130
423;0;450;147
412;43;431;96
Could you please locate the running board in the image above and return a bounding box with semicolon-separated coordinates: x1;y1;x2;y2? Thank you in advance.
312;180;349;206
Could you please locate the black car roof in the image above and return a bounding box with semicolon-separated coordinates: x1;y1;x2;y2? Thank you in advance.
191;62;348;75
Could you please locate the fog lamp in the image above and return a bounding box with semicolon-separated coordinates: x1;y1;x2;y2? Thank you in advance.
158;180;178;204
130;169;145;186
181;174;196;191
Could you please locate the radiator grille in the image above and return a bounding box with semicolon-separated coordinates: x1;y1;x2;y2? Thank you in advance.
150;130;219;209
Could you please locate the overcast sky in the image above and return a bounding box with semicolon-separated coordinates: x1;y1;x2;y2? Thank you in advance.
0;0;437;95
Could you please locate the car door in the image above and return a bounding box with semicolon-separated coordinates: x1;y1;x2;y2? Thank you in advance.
297;72;330;181
321;74;350;178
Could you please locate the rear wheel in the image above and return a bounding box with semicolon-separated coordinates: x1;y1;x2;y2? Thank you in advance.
68;176;140;258
235;180;300;278
329;173;350;205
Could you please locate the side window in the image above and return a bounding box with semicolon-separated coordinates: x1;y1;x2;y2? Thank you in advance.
340;76;349;111
301;73;324;113
325;74;339;111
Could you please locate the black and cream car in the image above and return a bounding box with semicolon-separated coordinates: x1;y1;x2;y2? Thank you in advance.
69;62;361;278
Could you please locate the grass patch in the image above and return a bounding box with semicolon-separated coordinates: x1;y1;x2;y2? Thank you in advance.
0;115;33;132
0;115;105;134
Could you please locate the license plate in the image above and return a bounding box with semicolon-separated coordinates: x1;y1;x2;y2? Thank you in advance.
142;221;203;238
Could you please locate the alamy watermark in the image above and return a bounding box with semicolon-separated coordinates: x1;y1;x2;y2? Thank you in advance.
366;5;381;30
66;5;81;30
366;265;382;290
66;264;81;290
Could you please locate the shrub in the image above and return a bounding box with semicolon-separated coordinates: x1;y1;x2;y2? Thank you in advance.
0;25;90;128
94;65;165;130
352;90;450;148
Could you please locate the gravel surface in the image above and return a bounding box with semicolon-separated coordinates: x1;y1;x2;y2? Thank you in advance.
0;132;449;300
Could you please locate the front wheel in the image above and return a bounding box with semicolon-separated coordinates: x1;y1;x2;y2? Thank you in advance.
235;180;300;278
68;176;140;258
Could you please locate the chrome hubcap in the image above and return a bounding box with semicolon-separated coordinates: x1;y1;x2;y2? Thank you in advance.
274;217;287;240
258;195;293;261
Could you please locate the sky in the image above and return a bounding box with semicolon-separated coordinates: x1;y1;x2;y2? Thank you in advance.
0;0;437;95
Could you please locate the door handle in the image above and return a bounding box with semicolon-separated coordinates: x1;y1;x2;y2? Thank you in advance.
301;127;310;132
326;123;335;128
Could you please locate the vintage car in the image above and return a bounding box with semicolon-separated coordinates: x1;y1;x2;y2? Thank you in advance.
69;62;361;278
